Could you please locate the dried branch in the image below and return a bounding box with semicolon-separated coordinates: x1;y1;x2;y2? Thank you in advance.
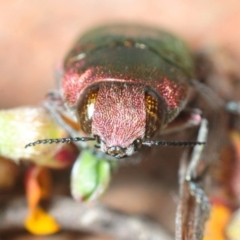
0;197;173;240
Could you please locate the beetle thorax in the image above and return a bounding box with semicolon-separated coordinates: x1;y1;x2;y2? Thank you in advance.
92;82;146;150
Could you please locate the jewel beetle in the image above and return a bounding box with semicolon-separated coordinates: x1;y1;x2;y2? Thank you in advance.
26;24;205;158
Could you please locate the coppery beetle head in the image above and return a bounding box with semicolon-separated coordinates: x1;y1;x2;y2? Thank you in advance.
25;81;205;158
76;81;165;158
25;80;205;158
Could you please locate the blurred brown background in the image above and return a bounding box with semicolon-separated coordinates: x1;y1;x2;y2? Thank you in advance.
1;1;240;239
1;0;240;108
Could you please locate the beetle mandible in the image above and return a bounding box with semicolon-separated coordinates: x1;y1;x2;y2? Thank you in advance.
26;25;205;158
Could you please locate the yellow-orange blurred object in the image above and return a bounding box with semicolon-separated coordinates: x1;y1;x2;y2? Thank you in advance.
25;207;60;235
226;208;240;240
24;166;60;235
224;131;240;239
203;203;231;240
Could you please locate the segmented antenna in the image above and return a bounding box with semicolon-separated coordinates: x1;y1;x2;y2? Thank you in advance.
142;140;206;147
25;137;95;148
25;138;206;149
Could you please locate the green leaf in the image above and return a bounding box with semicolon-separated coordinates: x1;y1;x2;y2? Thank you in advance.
71;150;113;201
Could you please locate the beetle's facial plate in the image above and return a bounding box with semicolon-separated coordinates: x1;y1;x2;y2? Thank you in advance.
91;82;146;149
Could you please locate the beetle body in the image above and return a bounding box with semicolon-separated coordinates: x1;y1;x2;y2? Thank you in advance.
61;25;195;158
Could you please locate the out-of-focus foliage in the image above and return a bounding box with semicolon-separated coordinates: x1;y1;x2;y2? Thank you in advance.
71;149;114;201
0;107;78;168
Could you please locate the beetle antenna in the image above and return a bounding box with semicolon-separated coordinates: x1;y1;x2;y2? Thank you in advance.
25;137;95;148
142;140;206;147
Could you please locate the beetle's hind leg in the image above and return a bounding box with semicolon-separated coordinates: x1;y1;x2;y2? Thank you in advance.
225;101;240;115
193;48;240;113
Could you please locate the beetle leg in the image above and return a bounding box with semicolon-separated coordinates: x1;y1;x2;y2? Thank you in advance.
43;97;83;148
185;118;210;211
44;102;79;135
176;148;210;240
191;79;225;110
45;90;64;108
192;78;240;116
161;108;202;135
175;118;210;239
225;101;240;114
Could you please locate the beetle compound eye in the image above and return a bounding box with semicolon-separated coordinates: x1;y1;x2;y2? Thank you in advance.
76;84;99;135
145;90;165;139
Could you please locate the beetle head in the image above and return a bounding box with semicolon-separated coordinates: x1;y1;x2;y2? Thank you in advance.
25;81;206;155
76;82;165;158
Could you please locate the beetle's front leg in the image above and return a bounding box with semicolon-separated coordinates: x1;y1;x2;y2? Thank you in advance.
43;92;83;148
45;90;64;108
